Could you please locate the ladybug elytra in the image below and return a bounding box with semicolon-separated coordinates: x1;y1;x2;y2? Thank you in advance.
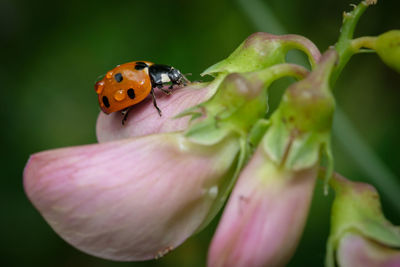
95;61;189;124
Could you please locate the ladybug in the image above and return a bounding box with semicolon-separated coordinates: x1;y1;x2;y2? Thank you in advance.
95;61;189;124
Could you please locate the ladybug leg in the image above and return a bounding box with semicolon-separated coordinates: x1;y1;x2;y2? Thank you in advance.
121;108;131;125
161;87;172;95
150;88;162;116
156;84;172;95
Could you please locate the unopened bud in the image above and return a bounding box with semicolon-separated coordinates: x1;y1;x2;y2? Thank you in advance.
376;30;400;73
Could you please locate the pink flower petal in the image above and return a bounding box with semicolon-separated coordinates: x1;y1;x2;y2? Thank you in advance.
96;82;216;143
208;147;317;267
337;233;400;267
24;133;240;261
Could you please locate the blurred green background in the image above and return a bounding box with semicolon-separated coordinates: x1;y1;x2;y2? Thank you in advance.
1;0;400;266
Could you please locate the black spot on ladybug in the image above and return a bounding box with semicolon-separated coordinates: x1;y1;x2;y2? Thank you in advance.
135;62;148;70
114;73;123;83
102;96;110;108
127;88;135;99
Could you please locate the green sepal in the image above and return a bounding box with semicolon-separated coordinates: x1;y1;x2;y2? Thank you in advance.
285;132;329;171
247;119;271;152
176;73;268;145
201;40;285;76
202;32;320;77
183;118;231;146
261;114;291;164
261;112;331;171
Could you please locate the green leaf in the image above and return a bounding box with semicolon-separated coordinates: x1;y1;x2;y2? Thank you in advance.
285;132;325;170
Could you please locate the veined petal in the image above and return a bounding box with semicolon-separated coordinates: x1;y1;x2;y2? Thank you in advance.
208;146;317;267
96;81;219;143
337;233;400;267
24;132;240;261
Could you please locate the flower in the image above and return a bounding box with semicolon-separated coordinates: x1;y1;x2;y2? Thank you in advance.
326;174;400;267
23;32;317;262
23;70;274;261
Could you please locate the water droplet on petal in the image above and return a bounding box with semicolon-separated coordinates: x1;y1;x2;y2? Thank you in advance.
207;186;219;199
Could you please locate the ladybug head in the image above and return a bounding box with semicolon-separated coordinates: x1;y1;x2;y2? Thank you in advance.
169;68;190;86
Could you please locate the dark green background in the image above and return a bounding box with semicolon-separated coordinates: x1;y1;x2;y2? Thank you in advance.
1;0;399;266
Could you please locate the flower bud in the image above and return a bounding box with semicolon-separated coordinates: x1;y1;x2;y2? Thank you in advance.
208;139;317;267
376;30;400;73
279;49;336;133
262;49;337;171
325;174;400;267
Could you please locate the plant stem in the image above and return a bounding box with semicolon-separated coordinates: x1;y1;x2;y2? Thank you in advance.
351;36;378;51
332;1;376;84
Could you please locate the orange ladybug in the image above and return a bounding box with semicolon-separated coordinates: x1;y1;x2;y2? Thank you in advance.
95;61;189;124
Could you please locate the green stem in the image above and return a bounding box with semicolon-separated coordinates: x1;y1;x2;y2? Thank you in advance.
247;63;310;84
332;1;376;84
351;36;378;51
280;36;322;68
247;119;270;151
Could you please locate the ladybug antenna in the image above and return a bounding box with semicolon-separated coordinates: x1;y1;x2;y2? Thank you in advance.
181;73;191;85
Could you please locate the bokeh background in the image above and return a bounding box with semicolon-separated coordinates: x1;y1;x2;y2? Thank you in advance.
1;0;400;266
